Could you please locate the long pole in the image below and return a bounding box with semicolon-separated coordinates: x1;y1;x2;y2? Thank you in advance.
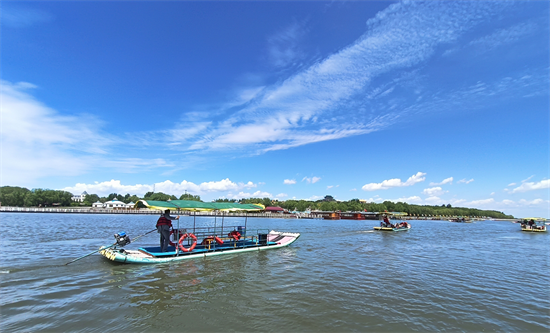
64;229;156;265
221;212;225;236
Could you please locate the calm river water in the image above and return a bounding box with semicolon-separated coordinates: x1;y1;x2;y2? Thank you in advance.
1;213;549;332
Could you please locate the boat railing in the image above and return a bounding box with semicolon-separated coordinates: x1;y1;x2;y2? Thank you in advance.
173;226;271;247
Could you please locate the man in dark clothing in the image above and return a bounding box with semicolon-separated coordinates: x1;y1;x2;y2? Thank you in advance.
156;209;179;252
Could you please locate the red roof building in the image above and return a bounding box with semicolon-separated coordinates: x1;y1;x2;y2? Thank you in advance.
265;206;284;213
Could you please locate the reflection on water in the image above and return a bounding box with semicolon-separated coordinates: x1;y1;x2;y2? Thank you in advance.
1;213;549;332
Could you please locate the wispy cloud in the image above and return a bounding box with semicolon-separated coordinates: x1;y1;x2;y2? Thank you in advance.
1;5;53;28
302;176;321;184
1;81;108;186
457;179;474;184
430;177;453;186
0;80;181;186
5;1;545;187
171;1;520;155
267;20;308;69
468;21;538;52
284;179;297;185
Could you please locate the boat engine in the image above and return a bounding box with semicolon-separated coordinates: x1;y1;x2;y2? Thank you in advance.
114;232;131;247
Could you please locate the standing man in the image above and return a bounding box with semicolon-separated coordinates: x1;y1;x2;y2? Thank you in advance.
156;209;180;252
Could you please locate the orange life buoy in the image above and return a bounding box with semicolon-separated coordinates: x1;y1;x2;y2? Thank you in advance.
178;233;197;252
214;236;223;245
228;230;241;240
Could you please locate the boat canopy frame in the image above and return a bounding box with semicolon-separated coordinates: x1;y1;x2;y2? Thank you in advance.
136;199;266;252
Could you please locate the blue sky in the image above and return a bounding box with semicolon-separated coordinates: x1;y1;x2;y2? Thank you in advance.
1;1;548;218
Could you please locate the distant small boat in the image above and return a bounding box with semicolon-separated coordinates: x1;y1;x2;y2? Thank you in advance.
519;218;547;232
449;218;472;223
373;221;411;232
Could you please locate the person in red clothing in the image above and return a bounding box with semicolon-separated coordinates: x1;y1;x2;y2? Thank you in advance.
383;215;391;227
156;209;179;252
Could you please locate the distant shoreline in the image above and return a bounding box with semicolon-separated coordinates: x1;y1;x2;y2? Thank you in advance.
0;206;305;218
0;206;519;221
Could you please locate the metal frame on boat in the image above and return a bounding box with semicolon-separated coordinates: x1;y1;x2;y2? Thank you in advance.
99;200;300;264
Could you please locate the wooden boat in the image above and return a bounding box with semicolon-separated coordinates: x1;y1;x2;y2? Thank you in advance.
98;200;300;264
520;218;547;232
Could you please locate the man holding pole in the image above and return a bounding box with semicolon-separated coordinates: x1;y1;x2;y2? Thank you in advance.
156;209;179;252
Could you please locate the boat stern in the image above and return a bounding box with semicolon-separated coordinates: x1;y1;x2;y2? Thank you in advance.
267;230;300;246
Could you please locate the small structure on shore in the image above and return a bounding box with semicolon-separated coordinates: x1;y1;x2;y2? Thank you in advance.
71;191;88;202
265;206;285;214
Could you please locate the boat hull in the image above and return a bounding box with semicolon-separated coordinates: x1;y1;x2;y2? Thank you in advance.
521;227;547;232
373;226;410;232
100;231;300;264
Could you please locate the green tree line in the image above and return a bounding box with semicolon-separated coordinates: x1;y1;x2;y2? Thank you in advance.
0;187;202;208
0;186;513;218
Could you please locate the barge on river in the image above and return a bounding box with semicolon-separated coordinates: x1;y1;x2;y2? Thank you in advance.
99;200;300;264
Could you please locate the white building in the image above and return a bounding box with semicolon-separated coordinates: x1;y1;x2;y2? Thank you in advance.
104;199;126;209
92;201;103;208
72;191;88;202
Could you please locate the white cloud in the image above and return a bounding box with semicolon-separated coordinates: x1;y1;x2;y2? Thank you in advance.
507;183;517;186
305;195;324;201
422;187;447;196
362;172;426;191
225;190;273;200
425;196;443;204
469;198;495;206
327;185;334;189
511;179;550;193
457;178;474;184
429;177;453;186
395;196;423;204
284;179;297;185
276;193;288;199
62;179;260;197
0;81;110;186
302;176;321;184
518;198;546;206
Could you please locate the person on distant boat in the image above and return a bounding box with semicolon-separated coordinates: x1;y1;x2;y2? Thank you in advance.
383;215;391;227
156;209;179;252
